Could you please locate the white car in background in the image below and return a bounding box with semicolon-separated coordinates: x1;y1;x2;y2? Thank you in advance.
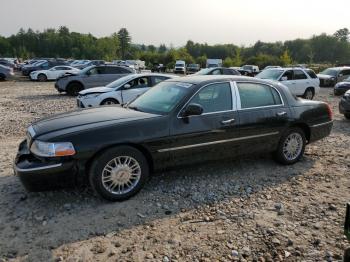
30;66;80;81
255;67;320;99
77;73;178;108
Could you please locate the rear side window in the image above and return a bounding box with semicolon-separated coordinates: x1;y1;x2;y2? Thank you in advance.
293;70;307;80
190;82;232;113
341;69;350;76
305;69;317;79
237;82;282;109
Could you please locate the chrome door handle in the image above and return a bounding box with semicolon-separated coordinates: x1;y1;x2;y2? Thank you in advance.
276;111;287;117
221;119;235;125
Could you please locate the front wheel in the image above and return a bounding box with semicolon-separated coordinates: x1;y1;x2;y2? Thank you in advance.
66;82;83;96
274;128;306;165
89;146;149;201
303;88;314;100
37;74;47;82
101;98;119;106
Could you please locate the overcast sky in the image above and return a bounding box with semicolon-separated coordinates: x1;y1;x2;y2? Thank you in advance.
1;0;349;46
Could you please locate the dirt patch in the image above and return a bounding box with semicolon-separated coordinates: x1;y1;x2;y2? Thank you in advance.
0;80;349;261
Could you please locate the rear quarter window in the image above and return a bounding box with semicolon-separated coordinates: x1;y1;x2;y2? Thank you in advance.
305;69;318;79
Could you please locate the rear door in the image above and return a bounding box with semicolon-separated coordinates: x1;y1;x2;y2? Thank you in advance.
120;76;151;104
168;82;240;166
293;69;309;95
235;81;290;154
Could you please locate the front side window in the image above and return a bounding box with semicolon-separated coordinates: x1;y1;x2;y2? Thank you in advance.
341;69;350;76
293;70;307;80
126;77;149;89
190;82;232;113
237;82;282;109
152;76;168;85
211;69;222;75
281;70;293;81
88;67;105;75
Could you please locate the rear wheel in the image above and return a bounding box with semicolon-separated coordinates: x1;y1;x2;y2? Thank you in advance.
303;87;314;100
66;82;83;96
89;146;149;201
274;128;306;165
0;73;5;81
101;98;119;106
37;74;47;82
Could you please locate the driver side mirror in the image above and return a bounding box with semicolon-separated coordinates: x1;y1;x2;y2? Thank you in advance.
280;76;288;81
182;103;203;117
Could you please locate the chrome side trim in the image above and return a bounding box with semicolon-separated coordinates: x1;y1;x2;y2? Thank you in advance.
14;163;63;172
310;120;333;128
157;132;279;153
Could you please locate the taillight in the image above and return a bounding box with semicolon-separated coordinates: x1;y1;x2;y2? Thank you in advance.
326;103;333;120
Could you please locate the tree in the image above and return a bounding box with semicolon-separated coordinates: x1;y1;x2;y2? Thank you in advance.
334;28;349;42
280;50;292;66
223;57;234;67
117;28;131;59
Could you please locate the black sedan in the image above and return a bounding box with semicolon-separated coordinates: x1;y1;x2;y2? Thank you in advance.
195;67;240;76
334;77;350;95
339;90;350;119
14;76;333;201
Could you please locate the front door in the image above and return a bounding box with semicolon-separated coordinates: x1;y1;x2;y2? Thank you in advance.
293;69;309;96
279;70;297;95
235;81;290;155
168;82;240;166
121;76;151;104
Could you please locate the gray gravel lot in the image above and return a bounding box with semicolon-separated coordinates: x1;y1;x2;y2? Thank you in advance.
0;79;349;261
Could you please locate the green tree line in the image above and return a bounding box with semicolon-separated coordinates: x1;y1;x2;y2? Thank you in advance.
0;26;349;68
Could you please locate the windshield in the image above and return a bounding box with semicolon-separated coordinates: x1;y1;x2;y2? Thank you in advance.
256;69;284;80
106;74;136;89
195;68;213;75
128;81;191;114
320;68;338;77
175;64;184;67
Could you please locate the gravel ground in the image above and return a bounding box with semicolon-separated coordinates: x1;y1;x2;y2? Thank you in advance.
0;79;349;262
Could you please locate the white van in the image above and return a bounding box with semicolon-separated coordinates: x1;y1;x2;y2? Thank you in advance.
174;60;186;74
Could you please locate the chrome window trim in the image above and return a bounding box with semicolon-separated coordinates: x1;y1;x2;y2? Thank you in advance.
234;81;285;110
14;163;63;172
177;81;237;119
157;132;279;153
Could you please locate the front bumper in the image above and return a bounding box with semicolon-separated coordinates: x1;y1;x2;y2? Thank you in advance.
319;78;336;87
334;86;350;96
339;97;350;115
14;140;77;191
76;96;99;108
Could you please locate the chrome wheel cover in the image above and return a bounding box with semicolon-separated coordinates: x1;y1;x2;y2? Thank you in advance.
282;133;303;161
102;156;141;195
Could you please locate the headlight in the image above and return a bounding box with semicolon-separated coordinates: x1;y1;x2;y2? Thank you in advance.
30;140;76;157
81;93;101;99
344;92;350;97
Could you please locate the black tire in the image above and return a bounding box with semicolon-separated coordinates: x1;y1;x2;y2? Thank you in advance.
345;113;350;120
89;146;149;201
100;98;119;106
303;87;314;100
0;73;5;81
66;82;83;96
37;73;47;82
274;127;306;165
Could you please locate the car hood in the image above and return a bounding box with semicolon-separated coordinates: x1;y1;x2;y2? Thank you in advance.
79;86;114;95
317;74;334;79
31;106;159;138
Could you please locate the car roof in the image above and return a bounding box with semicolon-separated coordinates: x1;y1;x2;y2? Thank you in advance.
166;75;265;85
328;67;350;70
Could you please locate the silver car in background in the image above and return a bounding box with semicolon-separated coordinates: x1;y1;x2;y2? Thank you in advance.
54;65;135;95
0;65;14;80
